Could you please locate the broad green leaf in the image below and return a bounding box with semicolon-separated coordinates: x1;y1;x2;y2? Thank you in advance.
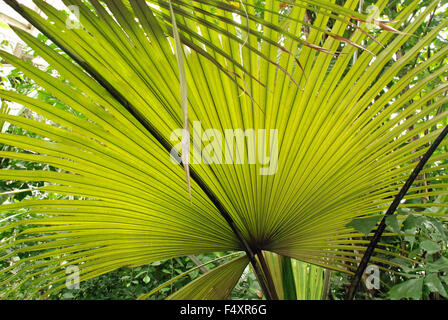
426;257;448;273
389;278;423;300
426;217;447;242
346;216;382;236
440;276;448;285
420;240;441;255
424;274;448;298
403;214;423;231
386;215;401;236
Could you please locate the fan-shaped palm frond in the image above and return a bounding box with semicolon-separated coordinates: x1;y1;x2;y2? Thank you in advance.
0;0;447;299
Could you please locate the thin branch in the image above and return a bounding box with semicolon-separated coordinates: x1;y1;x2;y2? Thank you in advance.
346;124;448;300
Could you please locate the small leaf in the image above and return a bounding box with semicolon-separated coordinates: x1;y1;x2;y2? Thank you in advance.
424;274;448;298
427;217;447;242
426;257;448;273
62;292;74;299
440;276;448;284
403;214;424;231
386;215;401;236
389;278;423;300
143;275;151;284
420;240;440;254
346;216;381;236
404;227;417;249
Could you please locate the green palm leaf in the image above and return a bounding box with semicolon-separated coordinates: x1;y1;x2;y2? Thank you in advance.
0;0;447;299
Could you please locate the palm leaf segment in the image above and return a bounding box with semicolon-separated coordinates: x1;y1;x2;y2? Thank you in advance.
0;0;447;298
